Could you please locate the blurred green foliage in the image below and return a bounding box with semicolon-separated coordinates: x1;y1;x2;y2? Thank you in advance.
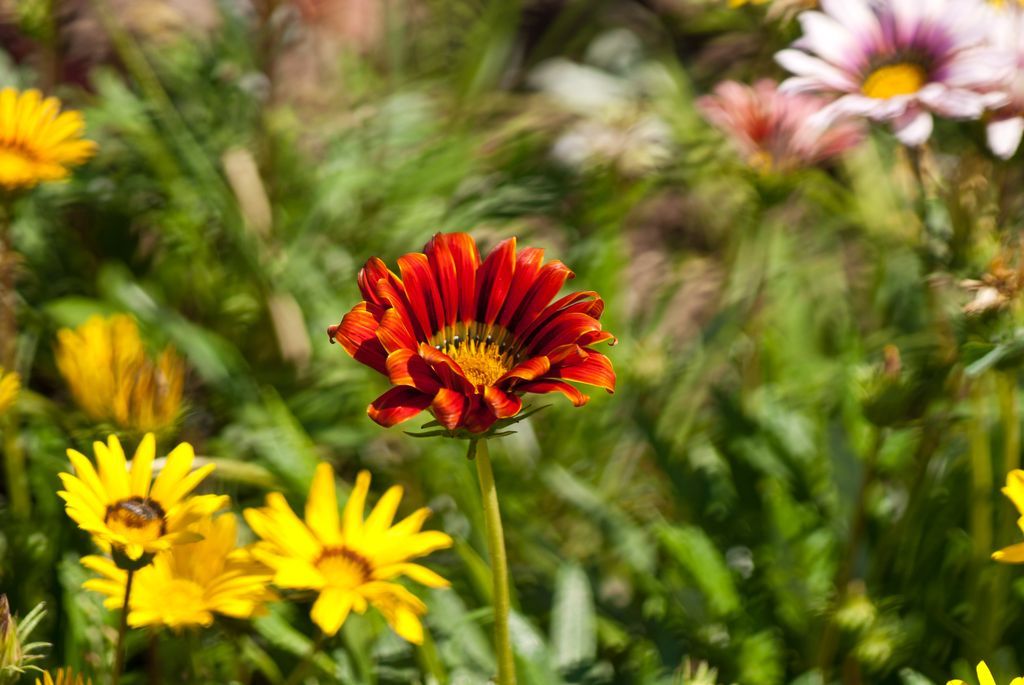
2;0;1024;683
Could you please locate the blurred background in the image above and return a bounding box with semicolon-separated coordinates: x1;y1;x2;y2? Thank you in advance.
3;0;1024;683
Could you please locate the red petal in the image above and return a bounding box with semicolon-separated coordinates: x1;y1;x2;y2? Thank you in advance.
368;387;433;427
475;237;516;325
524;313;602;357
386;349;441;393
377;275;430;341
425;234;460;330
431;388;467;430
398;253;445;340
329;303;388;375
443;233;481;324
484;386;522;419
497;247;544;328
546;344;587;365
517;380;590;407
377;309;419;353
516;290;599;344
357;258;393;307
577;330;617;347
554;352;615;392
507;261;574;336
496;355;551;384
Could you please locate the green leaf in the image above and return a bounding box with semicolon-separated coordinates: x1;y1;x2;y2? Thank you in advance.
656;524;740;617
550;563;597;672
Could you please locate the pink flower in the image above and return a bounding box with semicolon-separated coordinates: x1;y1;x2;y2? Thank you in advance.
697;79;864;172
986;4;1024;157
775;0;1012;146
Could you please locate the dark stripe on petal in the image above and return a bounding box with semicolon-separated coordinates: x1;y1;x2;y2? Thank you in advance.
425;233;460;330
508;261;574;337
475;237;516;325
399;253;446;340
497;247;544;329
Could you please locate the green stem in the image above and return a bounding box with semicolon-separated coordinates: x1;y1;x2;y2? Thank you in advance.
282;630;324;685
113;569;135;685
969;384;993;564
473;439;516;685
999;371;1020;480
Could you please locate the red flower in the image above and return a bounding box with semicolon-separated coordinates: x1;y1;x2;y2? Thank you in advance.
329;233;616;434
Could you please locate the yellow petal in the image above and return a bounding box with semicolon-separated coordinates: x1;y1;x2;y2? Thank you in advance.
161;463;216;507
979;662;996;685
305;463;341;545
364;485;403;535
388;603;424;644
129;433;156;498
1004;470;1024;514
993;542;1024;563
310;587;354;636
96;437;130;500
341;471;371;544
66;449;108;503
150;441;195;504
375;562;450;588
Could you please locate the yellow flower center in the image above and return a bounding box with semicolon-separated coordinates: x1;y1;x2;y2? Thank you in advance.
861;63;927;99
105;497;166;543
316;547;372;589
445;338;513;387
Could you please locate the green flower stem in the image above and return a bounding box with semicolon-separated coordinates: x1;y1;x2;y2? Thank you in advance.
969;385;993;564
282;630;324;685
113;569;135;685
473;439;516;685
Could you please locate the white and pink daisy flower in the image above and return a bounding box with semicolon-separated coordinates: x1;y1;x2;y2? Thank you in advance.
697;79;864;172
985;3;1024;157
775;0;1013;146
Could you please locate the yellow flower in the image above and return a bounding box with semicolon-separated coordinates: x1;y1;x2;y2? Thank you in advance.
55;314;184;434
58;433;227;562
35;668;91;685
729;0;768;5
993;470;1024;563
0;88;95;191
244;464;453;643
0;367;18;416
948;661;1024;685
82;513;274;629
